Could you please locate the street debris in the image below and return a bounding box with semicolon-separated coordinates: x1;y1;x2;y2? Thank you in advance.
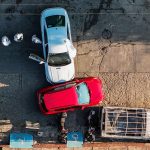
37;131;43;137
1;36;11;46
88;110;95;124
85;110;96;142
32;35;42;44
58;112;68;143
60;112;67;132
0;120;12;132
58;129;68;143
14;33;23;42
29;53;45;64
85;127;95;142
25;121;40;130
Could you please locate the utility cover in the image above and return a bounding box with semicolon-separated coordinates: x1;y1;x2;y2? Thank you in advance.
10;133;33;148
67;132;83;148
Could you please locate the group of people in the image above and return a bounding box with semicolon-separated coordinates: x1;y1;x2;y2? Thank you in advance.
1;33;42;46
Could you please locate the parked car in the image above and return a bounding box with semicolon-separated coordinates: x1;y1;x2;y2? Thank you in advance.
37;77;104;115
29;8;76;84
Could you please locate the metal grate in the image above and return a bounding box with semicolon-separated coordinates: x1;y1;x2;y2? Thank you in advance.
101;107;150;139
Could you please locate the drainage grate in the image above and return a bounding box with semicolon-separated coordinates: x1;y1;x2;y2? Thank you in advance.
101;107;150;139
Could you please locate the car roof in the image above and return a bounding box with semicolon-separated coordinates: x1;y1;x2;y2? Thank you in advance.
43;86;78;110
41;8;70;54
47;28;67;53
49;41;67;53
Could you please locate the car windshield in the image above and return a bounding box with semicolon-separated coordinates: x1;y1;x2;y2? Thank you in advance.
47;52;71;67
76;82;90;104
46;15;65;28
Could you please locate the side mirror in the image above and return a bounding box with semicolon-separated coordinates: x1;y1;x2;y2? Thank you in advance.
29;53;45;64
65;39;77;58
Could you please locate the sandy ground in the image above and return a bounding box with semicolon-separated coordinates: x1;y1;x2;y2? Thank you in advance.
75;40;150;108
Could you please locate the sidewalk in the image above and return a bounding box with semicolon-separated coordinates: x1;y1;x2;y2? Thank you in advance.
2;142;150;150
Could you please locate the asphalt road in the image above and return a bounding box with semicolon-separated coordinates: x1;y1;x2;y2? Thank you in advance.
0;1;72;127
1;0;150;139
0;0;97;129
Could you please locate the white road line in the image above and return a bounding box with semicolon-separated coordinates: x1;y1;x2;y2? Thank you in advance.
0;13;149;15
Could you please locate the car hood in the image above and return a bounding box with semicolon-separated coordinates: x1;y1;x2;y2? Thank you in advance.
86;78;104;105
47;61;75;83
43;86;78;110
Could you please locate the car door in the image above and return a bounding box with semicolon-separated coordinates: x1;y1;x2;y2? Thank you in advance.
41;16;46;57
67;25;71;41
66;39;76;58
54;105;82;113
66;14;72;42
42;19;51;82
43;26;48;59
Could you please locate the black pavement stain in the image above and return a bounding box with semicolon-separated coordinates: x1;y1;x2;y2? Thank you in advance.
144;0;150;9
19;10;24;14
5;6;16;13
83;0;113;34
82;0;126;34
127;0;135;4
5;6;17;20
58;0;70;5
0;0;5;3
4;4;24;17
101;46;108;53
16;0;22;5
143;17;150;25
5;16;12;21
105;0;113;8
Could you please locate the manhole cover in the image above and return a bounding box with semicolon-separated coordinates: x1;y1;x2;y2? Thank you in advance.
102;29;112;39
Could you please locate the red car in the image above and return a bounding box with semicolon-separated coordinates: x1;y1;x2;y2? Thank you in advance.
37;77;104;115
